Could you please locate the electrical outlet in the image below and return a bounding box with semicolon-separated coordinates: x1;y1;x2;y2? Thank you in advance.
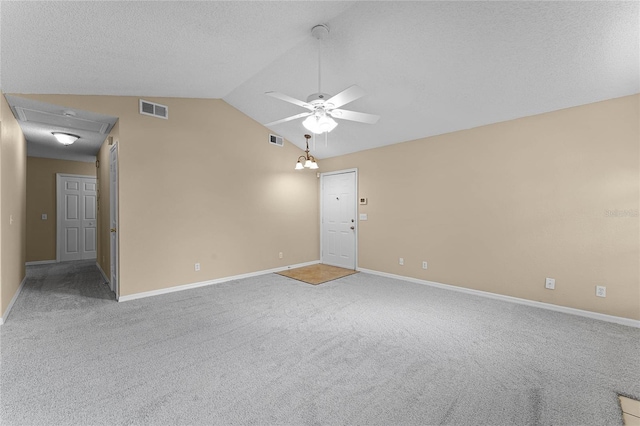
545;278;555;290
422;261;428;269
399;258;404;266
194;263;200;272
279;252;283;259
596;286;606;297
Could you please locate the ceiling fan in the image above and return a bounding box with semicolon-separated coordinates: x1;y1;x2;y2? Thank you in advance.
264;24;380;135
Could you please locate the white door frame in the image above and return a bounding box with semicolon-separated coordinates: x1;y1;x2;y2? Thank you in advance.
109;142;120;299
320;168;358;270
56;173;97;262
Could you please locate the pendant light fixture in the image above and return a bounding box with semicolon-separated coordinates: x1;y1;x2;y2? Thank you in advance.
295;134;319;170
52;132;80;146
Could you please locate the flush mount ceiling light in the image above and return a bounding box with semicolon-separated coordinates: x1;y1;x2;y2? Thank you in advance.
295;134;319;170
52;132;80;146
265;24;380;136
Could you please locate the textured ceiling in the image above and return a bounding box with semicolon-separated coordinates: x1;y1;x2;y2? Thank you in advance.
1;1;638;159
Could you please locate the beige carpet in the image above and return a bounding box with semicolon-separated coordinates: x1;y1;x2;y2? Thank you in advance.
277;263;358;285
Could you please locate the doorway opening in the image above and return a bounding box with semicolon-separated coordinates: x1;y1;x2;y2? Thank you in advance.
6;95;119;302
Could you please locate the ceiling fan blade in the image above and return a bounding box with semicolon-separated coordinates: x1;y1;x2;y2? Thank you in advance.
264;111;312;127
330;109;380;124
265;92;314;110
324;85;366;109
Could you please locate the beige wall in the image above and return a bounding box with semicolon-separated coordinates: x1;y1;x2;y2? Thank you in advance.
0;92;27;318
14;94;320;297
26;157;96;262
15;93;636;320
96;122;119;278
322;94;640;320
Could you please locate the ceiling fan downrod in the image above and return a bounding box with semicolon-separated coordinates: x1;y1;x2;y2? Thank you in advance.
311;24;329;95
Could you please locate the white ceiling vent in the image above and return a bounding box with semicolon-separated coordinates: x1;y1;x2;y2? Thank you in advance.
139;99;168;119
269;134;283;147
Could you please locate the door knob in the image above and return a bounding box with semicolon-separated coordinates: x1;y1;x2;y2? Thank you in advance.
110;228;117;233
350;226;355;230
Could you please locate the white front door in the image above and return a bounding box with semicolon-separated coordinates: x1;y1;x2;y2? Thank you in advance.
109;143;119;298
321;170;357;269
57;174;97;261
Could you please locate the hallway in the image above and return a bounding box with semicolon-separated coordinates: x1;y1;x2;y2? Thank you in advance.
6;260;115;323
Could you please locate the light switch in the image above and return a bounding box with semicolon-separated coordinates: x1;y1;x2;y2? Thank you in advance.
359;213;368;220
42;214;48;220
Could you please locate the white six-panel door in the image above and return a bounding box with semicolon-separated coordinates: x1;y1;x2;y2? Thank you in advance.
321;170;357;269
57;174;97;262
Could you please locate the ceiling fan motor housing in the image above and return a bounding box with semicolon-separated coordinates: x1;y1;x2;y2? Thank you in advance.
306;92;332;106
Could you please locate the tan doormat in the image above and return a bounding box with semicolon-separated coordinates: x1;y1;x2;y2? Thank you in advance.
619;395;640;425
277;264;358;285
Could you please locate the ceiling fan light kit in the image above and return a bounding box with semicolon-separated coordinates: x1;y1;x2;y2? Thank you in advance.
264;24;380;138
303;113;337;134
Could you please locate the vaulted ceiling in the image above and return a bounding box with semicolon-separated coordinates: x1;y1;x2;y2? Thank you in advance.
1;1;638;159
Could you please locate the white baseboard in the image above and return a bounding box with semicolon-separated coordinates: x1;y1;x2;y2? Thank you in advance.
118;260;321;303
0;275;27;326
96;262;110;284
358;268;640;329
25;260;56;266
